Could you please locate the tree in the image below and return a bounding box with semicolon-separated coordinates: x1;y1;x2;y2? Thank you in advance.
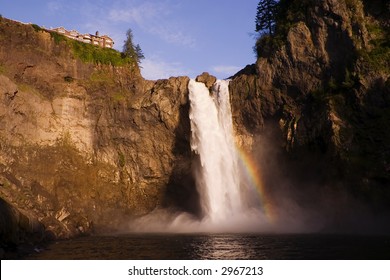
134;44;145;63
123;28;144;64
255;0;278;35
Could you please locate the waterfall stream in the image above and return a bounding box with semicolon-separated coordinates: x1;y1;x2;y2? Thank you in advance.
188;79;244;222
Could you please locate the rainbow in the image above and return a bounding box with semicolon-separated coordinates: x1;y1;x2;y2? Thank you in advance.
235;145;277;222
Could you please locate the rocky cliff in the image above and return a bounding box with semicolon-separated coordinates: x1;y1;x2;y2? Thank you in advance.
0;17;194;252
230;0;390;222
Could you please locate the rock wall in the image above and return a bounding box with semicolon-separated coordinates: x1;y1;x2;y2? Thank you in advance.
230;0;390;215
0;17;194;246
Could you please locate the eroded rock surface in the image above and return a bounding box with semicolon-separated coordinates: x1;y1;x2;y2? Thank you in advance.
0;18;193;243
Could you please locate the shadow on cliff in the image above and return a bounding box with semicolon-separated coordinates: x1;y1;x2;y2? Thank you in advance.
162;102;201;217
254;120;390;234
0;197;47;258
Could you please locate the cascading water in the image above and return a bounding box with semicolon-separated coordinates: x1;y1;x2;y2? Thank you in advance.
131;79;272;233
188;79;244;223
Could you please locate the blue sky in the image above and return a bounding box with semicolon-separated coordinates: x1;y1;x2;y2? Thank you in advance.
1;0;259;80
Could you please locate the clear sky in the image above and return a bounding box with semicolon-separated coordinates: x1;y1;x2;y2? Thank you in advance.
1;0;259;80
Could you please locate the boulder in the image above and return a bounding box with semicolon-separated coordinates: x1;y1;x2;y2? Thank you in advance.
196;72;217;89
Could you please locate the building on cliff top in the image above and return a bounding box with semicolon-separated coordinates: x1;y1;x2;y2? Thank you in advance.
2;17;114;48
51;27;114;48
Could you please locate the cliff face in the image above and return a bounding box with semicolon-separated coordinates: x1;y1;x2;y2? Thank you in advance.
230;0;390;215
0;18;193;247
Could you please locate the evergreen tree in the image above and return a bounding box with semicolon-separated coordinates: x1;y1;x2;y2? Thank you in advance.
255;0;278;35
134;44;145;63
123;28;135;57
123;28;144;64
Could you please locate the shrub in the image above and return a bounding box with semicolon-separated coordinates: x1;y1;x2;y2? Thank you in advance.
358;21;390;73
64;76;74;83
118;152;125;167
31;24;43;32
50;31;67;44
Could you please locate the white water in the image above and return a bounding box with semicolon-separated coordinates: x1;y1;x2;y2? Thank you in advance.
129;79;279;233
188;79;244;222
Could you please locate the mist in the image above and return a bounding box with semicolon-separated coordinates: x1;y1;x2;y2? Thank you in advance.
122;117;390;235
121;80;390;236
249;120;390;235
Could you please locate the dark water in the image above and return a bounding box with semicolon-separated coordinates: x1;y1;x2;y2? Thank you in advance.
24;233;390;260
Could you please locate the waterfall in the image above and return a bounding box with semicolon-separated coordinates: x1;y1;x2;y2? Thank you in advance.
188;79;244;223
130;79;272;233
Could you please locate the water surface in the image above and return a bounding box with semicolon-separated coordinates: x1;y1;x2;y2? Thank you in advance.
25;233;390;260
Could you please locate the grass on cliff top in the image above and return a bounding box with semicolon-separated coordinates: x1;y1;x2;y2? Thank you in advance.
32;26;135;67
70;40;134;67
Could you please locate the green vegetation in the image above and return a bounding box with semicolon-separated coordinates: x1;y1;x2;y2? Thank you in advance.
122;28;144;64
118;152;126;168
87;70;116;88
65;27;145;67
31;24;43;32
255;0;278;36
83;70;132;94
0;63;6;74
47;28;142;67
359;22;390;73
24;20;145;67
254;0;311;57
112;91;127;102
254;0;390;73
274;0;311;35
71;39;133;66
64;75;74;83
50;31;67;44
